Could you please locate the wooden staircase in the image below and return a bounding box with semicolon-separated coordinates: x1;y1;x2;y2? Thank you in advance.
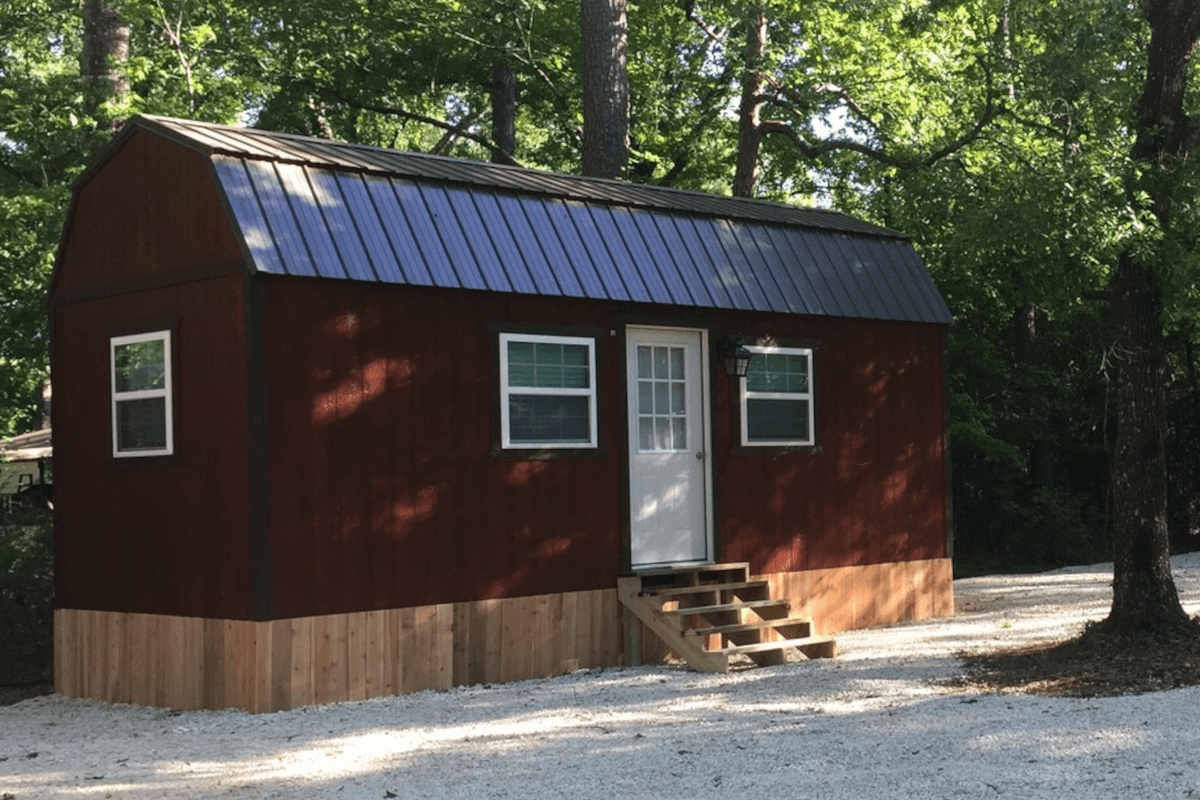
618;562;837;674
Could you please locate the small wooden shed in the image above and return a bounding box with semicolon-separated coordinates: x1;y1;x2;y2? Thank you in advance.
50;115;954;711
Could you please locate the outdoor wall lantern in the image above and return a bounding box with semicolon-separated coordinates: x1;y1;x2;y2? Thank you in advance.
721;340;753;378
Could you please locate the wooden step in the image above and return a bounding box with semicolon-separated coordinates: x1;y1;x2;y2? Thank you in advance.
686;618;814;638
643;580;770;600
717;634;837;657
666;599;789;617
618;562;836;674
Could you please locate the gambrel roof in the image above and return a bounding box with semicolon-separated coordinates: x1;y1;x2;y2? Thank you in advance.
90;115;953;324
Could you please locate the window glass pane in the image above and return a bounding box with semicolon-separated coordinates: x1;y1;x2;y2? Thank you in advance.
669;347;684;380
671;418;687;450
509;394;590;443
746;354;768;392
561;344;588;367
654;382;669;414
638;381;653;414
653;347;668;379
562;365;589;389
508;363;537;387
507;340;536;364
116;397;168;451
655;418;671;450
535;343;563;365
746;398;809;442
535;365;563;386
637;345;652;379
670;382;685;414
114;339;166;392
639;418;654;451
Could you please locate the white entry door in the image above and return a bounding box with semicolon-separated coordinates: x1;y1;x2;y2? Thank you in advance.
627;327;712;568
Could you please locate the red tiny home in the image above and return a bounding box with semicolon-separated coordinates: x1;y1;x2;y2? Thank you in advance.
51;115;954;711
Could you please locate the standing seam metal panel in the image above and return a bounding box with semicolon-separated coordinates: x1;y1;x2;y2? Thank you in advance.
359;176;435;287
852;237;926;322
646;214;719;308
277;163;349;280
208;152;953;323
725;220;794;314
684;217;750;310
606;206;676;305
244;161;318;278
418;184;494;292
562;201;634;302
627;209;697;307
470;191;539;295
828;233;891;320
493;194;565;296
541;200;609;299
389;180;464;289
513;197;583;298
588;204;656;304
212;158;286;276
307;170;378;283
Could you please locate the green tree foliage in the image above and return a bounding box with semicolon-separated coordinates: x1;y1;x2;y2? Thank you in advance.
1;0;1197;583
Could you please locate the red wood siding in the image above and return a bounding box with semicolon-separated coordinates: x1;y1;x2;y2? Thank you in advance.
53;129;245;296
52;276;253;618
262;278;627;619
716;318;948;573
261;277;947;619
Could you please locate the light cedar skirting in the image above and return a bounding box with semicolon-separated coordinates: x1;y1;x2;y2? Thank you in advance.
55;558;952;712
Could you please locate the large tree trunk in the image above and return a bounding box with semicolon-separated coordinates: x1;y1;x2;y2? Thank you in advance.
1104;254;1188;632
80;0;131;130
732;8;768;198
1098;0;1200;635
491;62;517;164
580;0;629;179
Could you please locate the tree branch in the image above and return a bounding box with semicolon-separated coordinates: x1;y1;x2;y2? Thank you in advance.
333;91;522;166
759;89;1003;170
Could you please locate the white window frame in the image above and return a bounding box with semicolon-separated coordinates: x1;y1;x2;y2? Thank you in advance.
110;330;174;458
739;345;815;447
499;332;598;449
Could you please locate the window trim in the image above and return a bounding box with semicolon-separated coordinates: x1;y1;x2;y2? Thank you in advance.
739;344;814;447
499;332;598;450
110;329;174;458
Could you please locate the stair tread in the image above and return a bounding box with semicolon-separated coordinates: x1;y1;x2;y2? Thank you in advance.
665;598;789;616
644;580;769;599
630;561;750;579
687;618;813;636
716;634;837;656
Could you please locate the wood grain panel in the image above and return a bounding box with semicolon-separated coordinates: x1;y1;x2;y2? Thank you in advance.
53;563;946;714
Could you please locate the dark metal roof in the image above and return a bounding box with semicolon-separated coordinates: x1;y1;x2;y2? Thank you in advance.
131;115;953;324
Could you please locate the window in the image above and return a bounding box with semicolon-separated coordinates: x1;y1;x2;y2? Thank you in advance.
499;333;597;449
740;345;814;447
111;330;174;457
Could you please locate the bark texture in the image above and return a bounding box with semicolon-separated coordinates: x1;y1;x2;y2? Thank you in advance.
80;0;131;129
732;8;768;198
1105;255;1188;632
580;0;630;179
1099;0;1200;634
491;62;517;164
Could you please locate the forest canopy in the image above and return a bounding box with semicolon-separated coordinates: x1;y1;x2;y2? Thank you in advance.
1;0;1198;578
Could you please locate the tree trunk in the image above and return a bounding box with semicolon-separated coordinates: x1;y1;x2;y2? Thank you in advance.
80;0;131;130
732;8;768;198
1104;255;1188;632
580;0;629;179
491;62;518;164
1097;0;1200;635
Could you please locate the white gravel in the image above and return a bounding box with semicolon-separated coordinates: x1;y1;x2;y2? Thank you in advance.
6;553;1200;799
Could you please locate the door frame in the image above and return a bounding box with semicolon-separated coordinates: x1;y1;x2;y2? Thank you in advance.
623;324;715;569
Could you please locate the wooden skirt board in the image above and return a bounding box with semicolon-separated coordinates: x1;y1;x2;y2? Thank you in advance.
54;558;952;712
